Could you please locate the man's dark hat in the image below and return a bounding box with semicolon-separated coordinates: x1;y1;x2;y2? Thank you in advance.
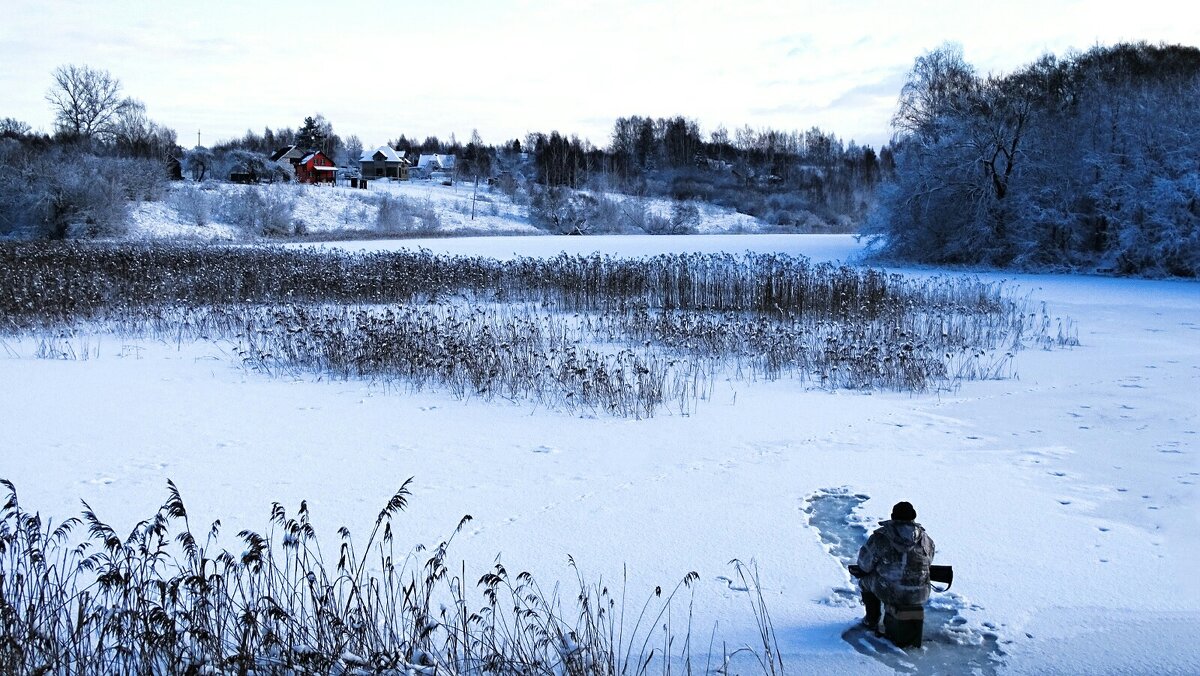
891;501;917;521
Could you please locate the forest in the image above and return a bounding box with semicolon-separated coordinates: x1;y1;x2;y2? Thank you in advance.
868;42;1200;276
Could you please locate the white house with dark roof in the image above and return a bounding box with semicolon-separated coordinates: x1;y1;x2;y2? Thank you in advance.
359;145;410;179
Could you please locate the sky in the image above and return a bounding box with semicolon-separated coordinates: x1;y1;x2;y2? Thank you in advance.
2;0;1196;151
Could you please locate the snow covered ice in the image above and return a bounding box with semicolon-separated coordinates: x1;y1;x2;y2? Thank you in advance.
2;234;1197;674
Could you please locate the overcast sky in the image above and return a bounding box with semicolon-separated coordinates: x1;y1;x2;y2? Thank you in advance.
2;0;1195;150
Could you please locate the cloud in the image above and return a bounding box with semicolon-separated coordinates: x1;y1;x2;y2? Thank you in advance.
781;34;816;57
3;0;1196;150
827;69;909;108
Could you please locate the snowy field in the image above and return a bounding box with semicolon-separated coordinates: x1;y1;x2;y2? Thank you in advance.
126;178;767;241
126;180;540;241
2;234;1197;674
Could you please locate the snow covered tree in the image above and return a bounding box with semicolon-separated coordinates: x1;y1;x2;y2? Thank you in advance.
869;42;1200;276
0;118;32;138
184;147;215;182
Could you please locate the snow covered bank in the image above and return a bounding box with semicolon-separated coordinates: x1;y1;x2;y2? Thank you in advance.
127;179;775;242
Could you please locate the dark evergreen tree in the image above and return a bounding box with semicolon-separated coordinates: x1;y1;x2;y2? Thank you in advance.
296;116;324;151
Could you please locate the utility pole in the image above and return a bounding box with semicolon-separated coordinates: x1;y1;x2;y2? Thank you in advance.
471;175;478;220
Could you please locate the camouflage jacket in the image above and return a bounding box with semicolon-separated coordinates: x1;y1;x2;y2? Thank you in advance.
857;519;936;606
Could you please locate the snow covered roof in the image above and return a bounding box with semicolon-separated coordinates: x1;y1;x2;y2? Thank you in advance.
417;153;456;170
360;146;408;164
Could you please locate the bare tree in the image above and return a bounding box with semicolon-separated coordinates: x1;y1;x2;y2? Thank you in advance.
111;98;150;147
892;44;977;141
970;76;1030;202
111;98;178;159
45;64;129;141
343;134;363;165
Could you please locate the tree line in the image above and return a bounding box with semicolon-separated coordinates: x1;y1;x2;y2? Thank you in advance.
867;42;1200;276
511;117;885;231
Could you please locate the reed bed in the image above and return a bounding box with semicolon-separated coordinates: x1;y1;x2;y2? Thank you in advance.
0;242;1002;324
0;480;781;676
0;242;1077;416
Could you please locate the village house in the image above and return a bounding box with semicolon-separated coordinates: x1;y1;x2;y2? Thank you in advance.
268;145;305;178
416;153;456;175
359;145;410;180
295;150;337;184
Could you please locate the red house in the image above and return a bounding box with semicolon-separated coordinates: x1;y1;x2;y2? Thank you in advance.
295;150;337;184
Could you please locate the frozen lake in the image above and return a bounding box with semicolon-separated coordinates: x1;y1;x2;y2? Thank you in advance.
290;232;868;263
3;234;1197;674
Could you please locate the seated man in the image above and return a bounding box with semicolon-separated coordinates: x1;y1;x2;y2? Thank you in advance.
856;501;936;630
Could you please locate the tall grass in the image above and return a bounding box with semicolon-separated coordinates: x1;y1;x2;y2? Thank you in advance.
0;479;780;675
0;242;1077;416
0;243;1018;324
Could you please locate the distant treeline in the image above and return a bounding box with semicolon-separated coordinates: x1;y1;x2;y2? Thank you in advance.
214;116;887;230
868;42;1200;276
520;118;886;229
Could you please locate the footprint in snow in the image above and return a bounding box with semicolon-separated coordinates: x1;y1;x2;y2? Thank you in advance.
715;575;749;592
